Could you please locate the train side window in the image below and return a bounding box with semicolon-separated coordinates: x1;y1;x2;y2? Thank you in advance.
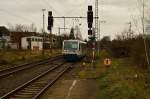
80;44;83;51
32;38;34;41
72;43;78;49
35;38;38;41
27;38;31;42
79;44;81;50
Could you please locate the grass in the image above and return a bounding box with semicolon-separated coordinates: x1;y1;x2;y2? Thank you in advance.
96;56;150;99
78;50;111;79
79;50;150;99
0;49;61;70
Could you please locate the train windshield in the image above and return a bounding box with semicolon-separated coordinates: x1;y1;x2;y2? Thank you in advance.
64;41;78;51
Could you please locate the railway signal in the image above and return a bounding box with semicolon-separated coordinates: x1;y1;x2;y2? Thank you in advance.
87;5;93;29
87;5;94;39
48;11;54;54
48;11;54;31
87;5;96;68
88;29;92;35
88;36;96;41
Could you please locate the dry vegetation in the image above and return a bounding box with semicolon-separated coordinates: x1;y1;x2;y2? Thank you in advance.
98;50;150;99
0;49;61;70
79;50;150;99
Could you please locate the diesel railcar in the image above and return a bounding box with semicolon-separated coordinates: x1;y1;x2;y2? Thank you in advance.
62;40;86;61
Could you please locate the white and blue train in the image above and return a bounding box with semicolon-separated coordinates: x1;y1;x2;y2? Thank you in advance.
62;40;86;61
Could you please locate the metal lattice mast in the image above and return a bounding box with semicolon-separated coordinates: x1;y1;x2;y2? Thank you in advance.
95;0;99;56
142;0;149;65
95;0;99;40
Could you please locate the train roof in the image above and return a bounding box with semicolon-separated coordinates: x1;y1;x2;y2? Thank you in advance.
63;39;86;44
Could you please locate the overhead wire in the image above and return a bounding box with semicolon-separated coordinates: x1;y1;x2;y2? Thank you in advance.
41;0;62;15
40;0;64;31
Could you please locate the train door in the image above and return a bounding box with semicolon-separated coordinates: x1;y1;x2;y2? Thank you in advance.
79;43;82;55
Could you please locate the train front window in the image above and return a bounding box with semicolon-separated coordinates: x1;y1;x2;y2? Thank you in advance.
64;41;78;51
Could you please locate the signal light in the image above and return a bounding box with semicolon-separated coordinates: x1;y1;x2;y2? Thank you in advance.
88;29;92;35
87;10;93;23
88;23;93;28
88;36;96;41
48;11;54;31
87;5;93;28
88;5;92;11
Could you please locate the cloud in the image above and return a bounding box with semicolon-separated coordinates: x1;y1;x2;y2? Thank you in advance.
0;0;147;39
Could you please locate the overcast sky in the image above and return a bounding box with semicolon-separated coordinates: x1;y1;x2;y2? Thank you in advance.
0;0;149;39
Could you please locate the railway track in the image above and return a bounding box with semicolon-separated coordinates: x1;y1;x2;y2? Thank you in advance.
1;62;72;99
0;55;62;78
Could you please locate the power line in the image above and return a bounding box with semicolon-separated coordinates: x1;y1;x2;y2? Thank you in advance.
41;0;62;15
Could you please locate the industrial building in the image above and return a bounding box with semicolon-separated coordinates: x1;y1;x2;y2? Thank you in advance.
21;36;43;50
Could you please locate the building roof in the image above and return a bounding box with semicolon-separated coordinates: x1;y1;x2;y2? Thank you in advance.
22;36;43;38
63;39;86;44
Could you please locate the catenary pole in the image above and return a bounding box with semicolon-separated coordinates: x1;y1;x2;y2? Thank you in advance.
42;9;46;55
142;0;149;65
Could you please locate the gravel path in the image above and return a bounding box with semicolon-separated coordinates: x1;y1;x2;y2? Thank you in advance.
40;62;99;99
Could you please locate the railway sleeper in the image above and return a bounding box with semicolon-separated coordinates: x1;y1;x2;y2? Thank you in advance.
14;93;35;96
10;94;34;98
20;89;40;92
9;98;29;99
19;90;39;93
39;78;53;81
34;82;48;84
29;84;46;87
33;81;48;85
24;87;42;91
23;88;41;91
29;84;45;88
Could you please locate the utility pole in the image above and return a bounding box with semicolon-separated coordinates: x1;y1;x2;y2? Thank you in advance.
98;21;101;54
95;0;99;39
72;19;75;28
42;8;46;55
142;0;150;66
127;22;132;39
129;22;132;33
58;27;61;48
95;0;99;59
64;17;66;33
98;20;106;54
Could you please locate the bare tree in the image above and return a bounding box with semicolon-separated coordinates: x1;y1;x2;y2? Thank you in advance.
29;23;37;32
7;23;37;32
69;27;75;39
74;25;83;40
